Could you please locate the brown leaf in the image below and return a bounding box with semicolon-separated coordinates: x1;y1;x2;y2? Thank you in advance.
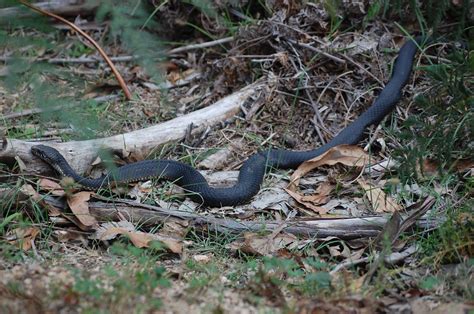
54;230;87;243
285;188;330;215
159;220;189;239
93;221;182;253
229;232;299;256
454;159;474;172
289;145;369;190
7;227;40;251
38;178;65;196
67;192;98;228
357;179;401;213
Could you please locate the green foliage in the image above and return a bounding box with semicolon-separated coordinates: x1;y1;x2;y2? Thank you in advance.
394;46;473;181
323;0;343;35
62;242;170;311
95;0;166;82
0;212;21;235
380;0;468;37
0;1;167;140
419;275;441;290
419;202;473;266
247;257;332;296
363;1;382;27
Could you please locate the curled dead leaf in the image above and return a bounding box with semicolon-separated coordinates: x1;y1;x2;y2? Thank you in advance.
92;221;182;253
7;227;40;251
289;145;369;190
38;178;65;196
21;184;61;216
357;179;401;213
67;191;98;228
229;232;299;256
285;188;330;215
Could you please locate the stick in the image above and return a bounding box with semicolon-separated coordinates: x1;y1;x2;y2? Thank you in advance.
168;36;234;54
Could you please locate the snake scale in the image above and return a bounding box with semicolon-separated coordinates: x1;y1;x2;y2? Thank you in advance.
32;36;423;207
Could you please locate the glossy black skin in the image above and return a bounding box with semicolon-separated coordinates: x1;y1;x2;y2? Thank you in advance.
32;37;422;207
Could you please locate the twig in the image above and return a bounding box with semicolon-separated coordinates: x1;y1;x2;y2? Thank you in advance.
168;36;234;54
19;0;132;100
288;39;346;64
339;53;384;86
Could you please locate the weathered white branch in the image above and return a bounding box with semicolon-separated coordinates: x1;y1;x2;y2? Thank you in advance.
0;83;261;175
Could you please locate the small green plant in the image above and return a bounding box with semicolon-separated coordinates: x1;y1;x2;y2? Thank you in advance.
323;0;343;35
394;45;472;182
419;275;441;290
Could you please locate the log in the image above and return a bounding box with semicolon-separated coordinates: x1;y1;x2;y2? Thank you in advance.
0;83;261;175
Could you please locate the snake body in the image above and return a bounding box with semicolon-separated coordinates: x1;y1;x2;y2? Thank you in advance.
31;37;421;207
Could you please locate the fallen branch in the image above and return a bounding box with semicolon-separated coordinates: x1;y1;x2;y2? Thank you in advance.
44;194;386;239
1;186;443;240
0;83;261;175
0;55;135;64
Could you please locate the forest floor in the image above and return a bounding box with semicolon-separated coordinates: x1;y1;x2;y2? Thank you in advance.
0;1;472;313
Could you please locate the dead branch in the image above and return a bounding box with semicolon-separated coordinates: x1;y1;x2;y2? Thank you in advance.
1;186;443;240
0;83;262;175
168;36;234;54
42;194;386;239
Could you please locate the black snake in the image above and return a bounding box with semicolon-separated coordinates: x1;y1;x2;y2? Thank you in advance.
32;36;422;207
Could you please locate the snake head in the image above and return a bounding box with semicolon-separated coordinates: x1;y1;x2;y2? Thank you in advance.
31;145;68;175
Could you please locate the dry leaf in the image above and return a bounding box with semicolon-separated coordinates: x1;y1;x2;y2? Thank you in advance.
289;145;369;190
193;254;212;263
54;230;88;243
328;242;351;258
159;220;188;239
455;159;474;172
92;221;182;253
7;227;40;251
67;192;98;227
285;188;330;215
38;178;65;196
357;179;401;213
229;232;299;256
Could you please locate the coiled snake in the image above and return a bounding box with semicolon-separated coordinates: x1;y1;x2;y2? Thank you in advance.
32;37;423;207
